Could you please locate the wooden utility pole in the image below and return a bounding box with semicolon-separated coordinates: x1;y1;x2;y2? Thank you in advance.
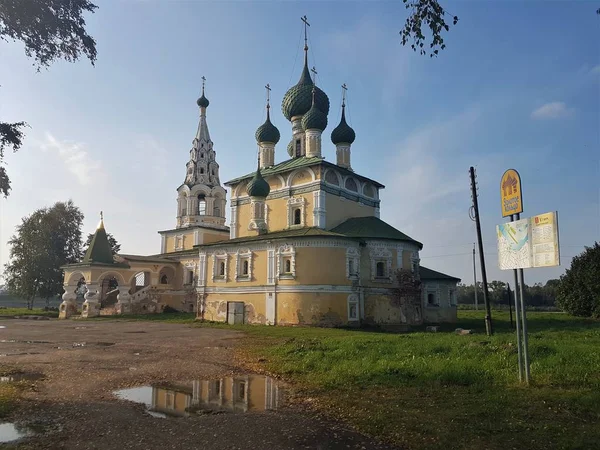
469;167;493;335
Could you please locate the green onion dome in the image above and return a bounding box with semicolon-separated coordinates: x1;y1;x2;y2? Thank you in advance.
287;140;294;157
246;166;270;198
255;109;280;144
302;102;328;131
331;107;355;144
197;93;209;108
281;59;329;121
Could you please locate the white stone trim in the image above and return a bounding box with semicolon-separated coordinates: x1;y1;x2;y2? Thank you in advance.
160;234;166;253
424;283;440;307
235;248;253;282
249;200;267;231
198;253;207;286
276;245;296;279
312;190;326;229
287;196;307;228
200;237;356;254
203;284;356;294
267;248;276;285
230;205;237;239
396;244;405;269
346;247;360;280
211;251;228;282
369;247;393;283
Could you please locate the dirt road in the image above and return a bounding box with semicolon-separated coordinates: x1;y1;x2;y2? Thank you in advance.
0;319;397;449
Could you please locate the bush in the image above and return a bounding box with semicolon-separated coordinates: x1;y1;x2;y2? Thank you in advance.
556;242;600;318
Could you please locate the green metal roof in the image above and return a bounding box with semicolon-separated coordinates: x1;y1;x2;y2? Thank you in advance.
82;221;114;265
197;227;348;247
330;216;423;248
419;266;461;282
302;102;328;131
224;156;384;188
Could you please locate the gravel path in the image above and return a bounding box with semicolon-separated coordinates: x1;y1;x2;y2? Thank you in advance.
0;319;398;449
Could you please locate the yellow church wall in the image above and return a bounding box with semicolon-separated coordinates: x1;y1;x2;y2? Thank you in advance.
203;292;267;324
276;292;349;326
278;247;349;286
204;250;267;287
325;192;376;229
234;191;316;238
201;230;228;244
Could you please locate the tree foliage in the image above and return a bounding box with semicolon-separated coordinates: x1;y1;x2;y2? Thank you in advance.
83;232;121;255
401;0;458;57
556;243;600;318
457;279;560;308
3;200;84;308
0;0;98;197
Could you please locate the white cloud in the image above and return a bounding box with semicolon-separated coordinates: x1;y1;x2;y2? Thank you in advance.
531;102;574;120
40;133;103;185
591;64;600;75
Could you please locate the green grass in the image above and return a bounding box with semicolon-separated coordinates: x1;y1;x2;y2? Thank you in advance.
202;311;600;450
0;308;58;318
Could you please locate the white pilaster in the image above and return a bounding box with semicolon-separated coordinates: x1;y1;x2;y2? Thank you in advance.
230;205;237;239
312;190;326;229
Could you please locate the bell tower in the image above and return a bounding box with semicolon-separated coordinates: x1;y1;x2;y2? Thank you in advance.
176;77;227;229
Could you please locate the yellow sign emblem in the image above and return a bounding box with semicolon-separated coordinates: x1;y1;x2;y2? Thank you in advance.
500;169;523;217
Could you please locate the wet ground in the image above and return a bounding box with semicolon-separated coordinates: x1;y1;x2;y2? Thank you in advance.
0;319;398;449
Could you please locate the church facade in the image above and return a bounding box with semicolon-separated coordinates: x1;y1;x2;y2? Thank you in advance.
59;27;460;326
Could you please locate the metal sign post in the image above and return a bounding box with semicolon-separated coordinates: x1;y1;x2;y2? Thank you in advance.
497;170;560;384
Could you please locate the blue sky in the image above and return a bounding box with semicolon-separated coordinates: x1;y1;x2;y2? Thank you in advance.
0;0;598;286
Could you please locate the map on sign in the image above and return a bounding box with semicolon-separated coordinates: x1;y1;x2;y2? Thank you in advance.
497;219;531;269
497;212;560;270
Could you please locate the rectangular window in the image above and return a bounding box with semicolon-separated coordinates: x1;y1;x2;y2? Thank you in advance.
242;259;249;276
238;382;246;400
348;259;355;276
348;296;359;321
186;270;194;285
449;288;457;306
284;258;292;274
295;139;301;157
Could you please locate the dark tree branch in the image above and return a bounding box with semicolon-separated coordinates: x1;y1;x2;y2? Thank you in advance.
400;0;458;57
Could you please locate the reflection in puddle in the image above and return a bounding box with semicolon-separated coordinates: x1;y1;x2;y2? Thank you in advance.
114;375;285;418
0;422;32;443
0;372;45;383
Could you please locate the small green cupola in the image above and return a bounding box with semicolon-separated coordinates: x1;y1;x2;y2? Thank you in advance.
197;76;210;108
246;160;271;198
302;88;328;131
255;99;280;145
83;212;114;265
331;102;355;145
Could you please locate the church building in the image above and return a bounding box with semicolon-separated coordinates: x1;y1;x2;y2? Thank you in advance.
59;21;460;326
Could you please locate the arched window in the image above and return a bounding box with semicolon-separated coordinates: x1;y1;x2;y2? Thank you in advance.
201;152;204;158
376;262;385;278
200;168;204;174
160;274;168;284
219;261;226;276
293;208;301;225
285;259;292;273
198;194;206;215
242;260;249;275
214;205;220;217
345;178;358;192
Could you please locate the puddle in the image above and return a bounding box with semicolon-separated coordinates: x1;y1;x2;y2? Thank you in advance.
0;326;6;329
0;372;44;383
114;375;285;418
0;422;33;443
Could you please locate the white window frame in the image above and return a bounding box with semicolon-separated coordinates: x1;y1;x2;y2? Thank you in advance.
174;234;184;251
448;287;457;306
276;245;296;280
425;286;440;307
287;197;306;228
369;247;392;282
346;247;360;280
235;249;253;282
184;265;195;286
347;294;359;321
212;251;228;282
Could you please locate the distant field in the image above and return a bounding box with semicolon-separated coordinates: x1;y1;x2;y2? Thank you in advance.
0;295;61;309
